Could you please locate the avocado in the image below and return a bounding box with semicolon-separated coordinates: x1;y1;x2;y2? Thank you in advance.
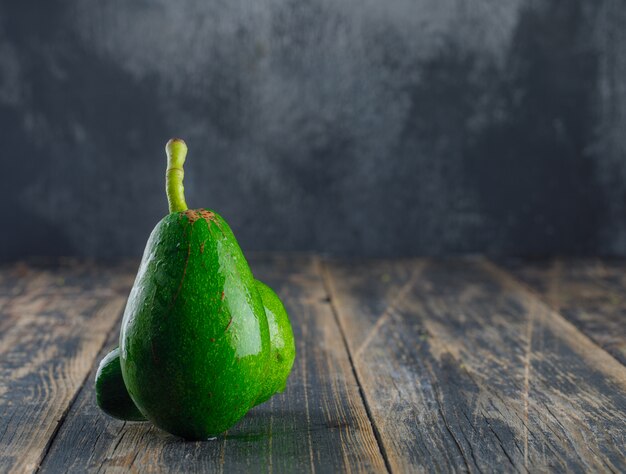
99;138;296;440
95;279;295;421
95;347;146;421
253;280;296;405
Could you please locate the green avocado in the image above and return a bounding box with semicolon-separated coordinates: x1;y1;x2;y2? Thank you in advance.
253;280;296;405
95;347;145;421
120;208;270;440
95;280;295;422
100;138;296;440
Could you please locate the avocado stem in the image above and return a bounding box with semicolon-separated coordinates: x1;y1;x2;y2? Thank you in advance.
165;138;189;213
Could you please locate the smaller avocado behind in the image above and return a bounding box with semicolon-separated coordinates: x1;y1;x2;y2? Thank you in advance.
254;280;296;406
95;348;146;421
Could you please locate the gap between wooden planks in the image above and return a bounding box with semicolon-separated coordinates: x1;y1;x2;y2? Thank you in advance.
321;257;626;473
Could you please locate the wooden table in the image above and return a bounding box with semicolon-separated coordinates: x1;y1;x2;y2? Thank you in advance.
1;256;625;473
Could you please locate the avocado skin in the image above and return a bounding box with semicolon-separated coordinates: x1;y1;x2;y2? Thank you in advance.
95;348;146;421
253;281;296;406
120;210;271;440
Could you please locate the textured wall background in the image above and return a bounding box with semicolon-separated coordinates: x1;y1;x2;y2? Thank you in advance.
1;0;626;260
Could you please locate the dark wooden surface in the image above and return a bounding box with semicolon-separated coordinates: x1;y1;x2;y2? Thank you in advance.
1;256;625;473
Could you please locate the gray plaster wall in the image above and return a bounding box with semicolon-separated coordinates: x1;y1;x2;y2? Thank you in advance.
1;0;625;260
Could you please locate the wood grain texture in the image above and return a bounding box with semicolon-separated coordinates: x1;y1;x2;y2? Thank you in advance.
498;258;626;365
0;262;31;335
323;257;626;473
0;261;135;473
38;255;387;473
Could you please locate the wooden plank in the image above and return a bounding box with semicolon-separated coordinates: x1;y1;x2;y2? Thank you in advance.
38;255;387;473
497;258;626;365
323;257;626;473
0;261;135;473
0;262;50;334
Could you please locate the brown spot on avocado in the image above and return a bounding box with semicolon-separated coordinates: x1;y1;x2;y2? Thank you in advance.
199;209;216;220
181;209;201;223
199;208;224;230
224;317;233;332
